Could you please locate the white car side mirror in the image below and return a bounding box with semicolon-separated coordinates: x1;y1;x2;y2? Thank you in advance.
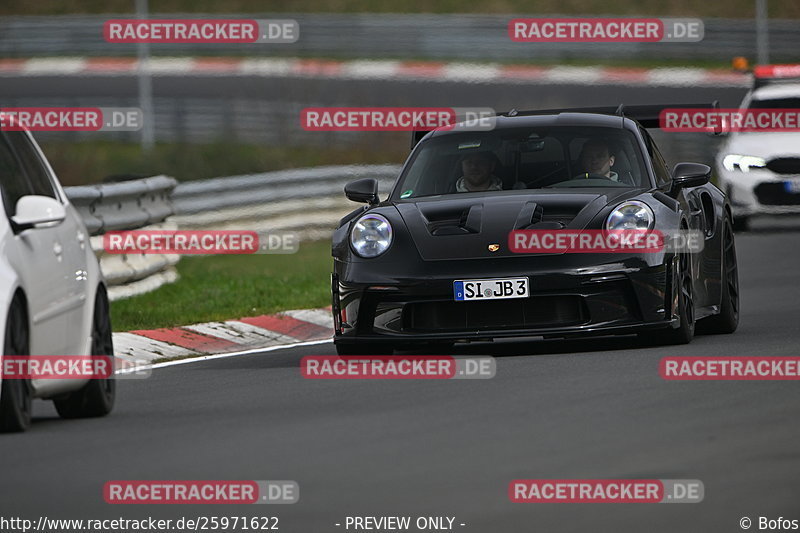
11;195;66;229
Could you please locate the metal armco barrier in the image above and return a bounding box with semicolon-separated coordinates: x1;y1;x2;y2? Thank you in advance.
64;165;401;299
172;164;399;212
66;175;177;235
65;175;179;301
171;164;401;241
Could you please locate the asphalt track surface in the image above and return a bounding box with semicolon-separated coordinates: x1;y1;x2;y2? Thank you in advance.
1;225;799;532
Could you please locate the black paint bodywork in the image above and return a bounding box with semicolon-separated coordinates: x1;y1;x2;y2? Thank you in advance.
331;113;731;347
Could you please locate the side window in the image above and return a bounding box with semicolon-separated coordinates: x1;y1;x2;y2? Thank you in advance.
6;132;57;200
0;133;33;217
641;129;671;187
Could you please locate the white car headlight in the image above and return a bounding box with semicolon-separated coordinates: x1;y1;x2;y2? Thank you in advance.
606;201;654;231
351;213;393;258
722;154;766;173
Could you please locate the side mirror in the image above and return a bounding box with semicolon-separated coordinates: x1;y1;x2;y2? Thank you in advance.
708;126;728;138
344;178;379;205
707;100;727;137
11;195;66;230
671;162;710;191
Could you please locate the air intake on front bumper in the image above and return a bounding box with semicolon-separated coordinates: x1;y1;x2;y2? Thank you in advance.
754;182;800;205
766;158;800;175
402;296;588;332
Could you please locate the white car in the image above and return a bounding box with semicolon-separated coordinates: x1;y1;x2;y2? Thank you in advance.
715;68;800;230
0;128;114;432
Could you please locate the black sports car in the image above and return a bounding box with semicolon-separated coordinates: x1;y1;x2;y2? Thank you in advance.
331;105;739;354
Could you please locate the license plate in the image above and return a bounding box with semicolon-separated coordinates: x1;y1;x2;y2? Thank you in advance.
454;277;529;301
784;180;800;194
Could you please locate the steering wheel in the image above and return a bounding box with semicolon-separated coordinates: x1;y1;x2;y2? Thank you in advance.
537;165;566;180
518;166;567;188
572;172;617;181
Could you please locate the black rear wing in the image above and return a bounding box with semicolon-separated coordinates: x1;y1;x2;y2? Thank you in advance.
410;102;719;149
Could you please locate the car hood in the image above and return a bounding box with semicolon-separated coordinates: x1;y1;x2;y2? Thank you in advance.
394;189;637;260
719;132;800;161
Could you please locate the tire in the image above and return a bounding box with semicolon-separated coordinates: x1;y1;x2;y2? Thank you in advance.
650;250;695;345
335;343;393;355
53;287;115;419
0;295;32;432
697;217;740;334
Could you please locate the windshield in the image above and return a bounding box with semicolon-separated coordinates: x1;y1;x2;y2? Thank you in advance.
393;126;649;200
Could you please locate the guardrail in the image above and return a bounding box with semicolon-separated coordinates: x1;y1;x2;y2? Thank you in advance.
66;175;177;235
63;165;401;300
171;164;401;240
64;175;180;301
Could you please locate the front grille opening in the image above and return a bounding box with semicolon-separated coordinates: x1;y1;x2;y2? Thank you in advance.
766;158;800;175
402;296;588;332
754;182;800;206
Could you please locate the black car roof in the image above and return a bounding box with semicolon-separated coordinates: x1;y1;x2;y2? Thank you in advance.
412;102;718;148
417;112;636;148
432;112;631;136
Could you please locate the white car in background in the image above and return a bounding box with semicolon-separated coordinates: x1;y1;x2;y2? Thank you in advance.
715;66;800;230
0;127;114;432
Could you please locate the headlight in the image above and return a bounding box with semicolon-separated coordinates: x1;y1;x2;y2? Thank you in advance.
351;213;393;258
605;201;654;231
722;154;766;172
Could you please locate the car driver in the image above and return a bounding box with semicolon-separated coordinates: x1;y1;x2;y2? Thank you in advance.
456;151;503;192
576;138;619;181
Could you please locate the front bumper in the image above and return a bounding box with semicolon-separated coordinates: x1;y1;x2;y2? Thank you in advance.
332;254;677;345
718;168;800;217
